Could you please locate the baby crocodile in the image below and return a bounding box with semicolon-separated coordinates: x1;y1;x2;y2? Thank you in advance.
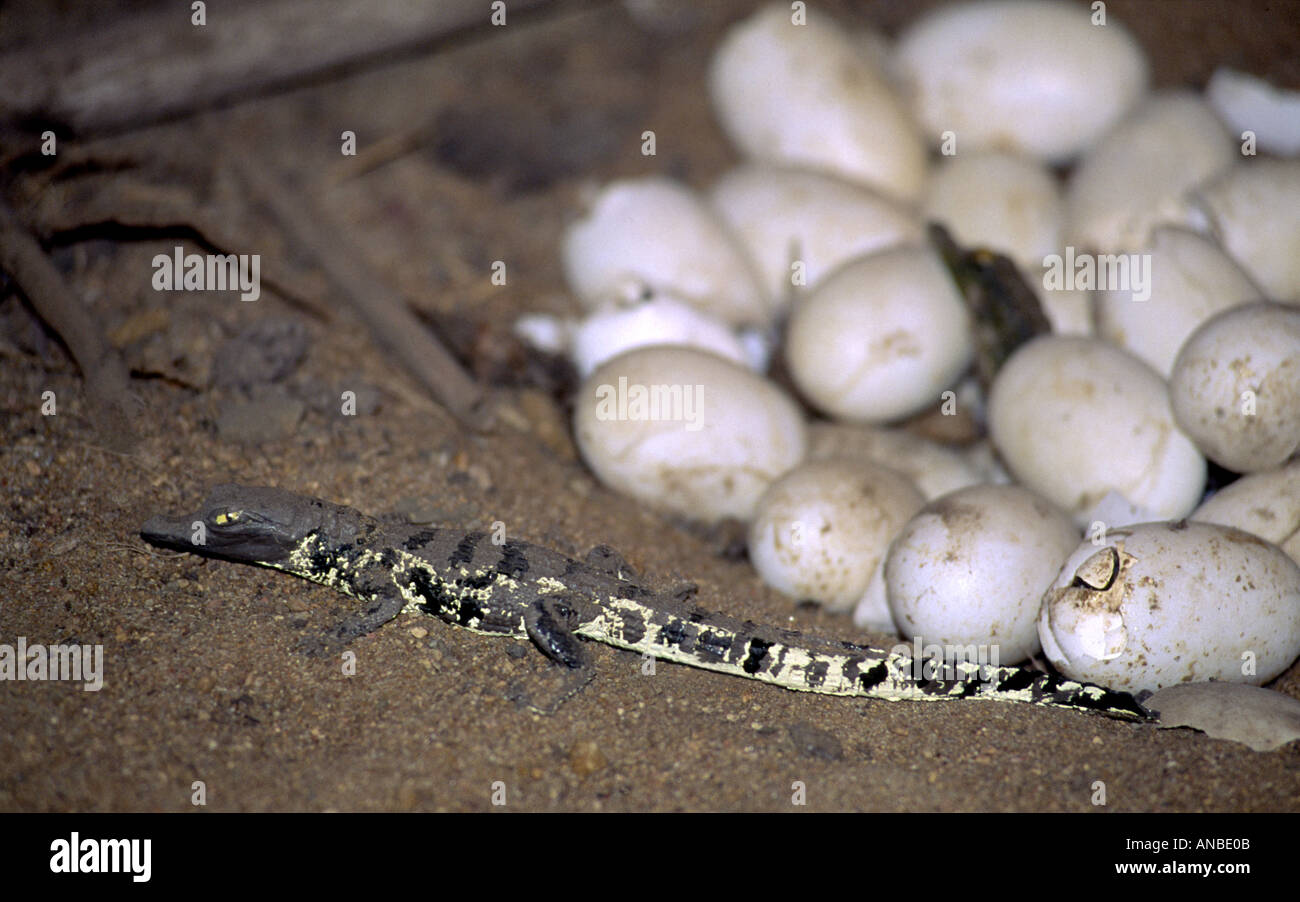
141;484;1152;721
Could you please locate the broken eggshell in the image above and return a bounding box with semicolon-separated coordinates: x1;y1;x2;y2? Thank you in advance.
748;458;925;613
1038;521;1300;694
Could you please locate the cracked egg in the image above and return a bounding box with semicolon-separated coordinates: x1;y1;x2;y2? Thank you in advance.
1038;521;1300;693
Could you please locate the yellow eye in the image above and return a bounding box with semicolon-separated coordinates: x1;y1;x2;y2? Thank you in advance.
214;511;242;525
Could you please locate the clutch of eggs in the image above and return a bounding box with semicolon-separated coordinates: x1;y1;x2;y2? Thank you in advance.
531;1;1300;693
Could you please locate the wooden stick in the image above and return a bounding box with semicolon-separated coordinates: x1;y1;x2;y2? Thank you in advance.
223;147;492;431
0;0;548;135
0;197;138;451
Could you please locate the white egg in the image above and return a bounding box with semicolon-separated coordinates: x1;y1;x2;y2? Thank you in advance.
1169;301;1300;473
573;346;806;522
1206;67;1300;157
569;293;751;377
785;246;973;423
1188;159;1300;302
748;459;924;613
882;485;1080;664
1031;283;1094;336
1193;460;1300;565
806;422;984;501
1039;521;1300;693
920;150;1064;272
988;336;1205;526
1065;91;1235;253
708;3;927;201
1095;227;1264;378
708;164;922;310
561;176;769;326
894;0;1148;163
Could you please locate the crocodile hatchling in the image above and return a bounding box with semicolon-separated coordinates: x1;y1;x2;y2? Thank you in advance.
141;484;1153;721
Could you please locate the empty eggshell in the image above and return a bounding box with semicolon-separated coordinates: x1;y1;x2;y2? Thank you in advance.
1096;226;1264;378
1169;301;1300;473
708;3;927;201
988;336;1206;525
709;164;923;309
1038;521;1300;693
748;459;925;612
562;176;770;326
920;151;1064;272
883;485;1080;664
569;293;751;377
806;422;984;500
1188;159;1300;302
894;0;1148;163
1065;91;1235;253
1192;460;1300;565
785;246;973;423
1147;682;1300;752
574;346;806;522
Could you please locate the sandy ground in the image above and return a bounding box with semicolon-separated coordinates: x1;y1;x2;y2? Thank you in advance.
2;0;1298;812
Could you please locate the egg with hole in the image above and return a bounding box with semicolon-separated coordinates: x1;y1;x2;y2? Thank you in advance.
748;459;924;613
574;346;806;523
1038;521;1300;693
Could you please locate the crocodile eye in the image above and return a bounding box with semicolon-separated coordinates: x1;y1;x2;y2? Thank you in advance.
213;509;243;526
1072;547;1119;591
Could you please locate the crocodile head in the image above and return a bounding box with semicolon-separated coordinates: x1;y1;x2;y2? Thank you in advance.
141;484;363;564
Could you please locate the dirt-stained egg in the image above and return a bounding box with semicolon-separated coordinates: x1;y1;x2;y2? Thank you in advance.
988;336;1205;525
880;485;1080;664
785;246;973;423
573;345;806;522
748;459;924;612
1039;521;1300;693
1169;301;1300;473
1192;460;1300;565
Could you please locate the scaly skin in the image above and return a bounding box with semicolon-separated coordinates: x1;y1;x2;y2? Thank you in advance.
141;484;1153;721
